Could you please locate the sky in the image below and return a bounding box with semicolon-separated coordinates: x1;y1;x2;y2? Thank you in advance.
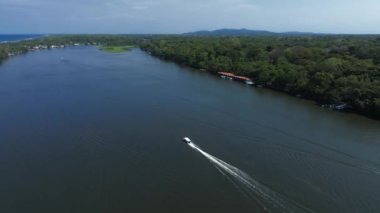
1;0;380;34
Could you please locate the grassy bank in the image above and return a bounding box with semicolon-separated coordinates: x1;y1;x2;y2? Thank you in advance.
99;45;134;53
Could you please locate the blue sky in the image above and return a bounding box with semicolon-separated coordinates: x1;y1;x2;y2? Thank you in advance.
1;0;380;34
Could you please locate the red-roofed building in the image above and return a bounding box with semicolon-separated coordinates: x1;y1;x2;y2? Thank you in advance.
218;72;254;85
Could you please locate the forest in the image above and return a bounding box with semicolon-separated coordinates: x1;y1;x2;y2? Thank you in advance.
140;36;380;119
1;35;380;119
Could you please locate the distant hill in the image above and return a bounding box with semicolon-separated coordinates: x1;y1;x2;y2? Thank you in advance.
184;28;318;36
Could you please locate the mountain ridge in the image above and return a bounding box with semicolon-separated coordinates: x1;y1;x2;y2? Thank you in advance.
184;28;321;36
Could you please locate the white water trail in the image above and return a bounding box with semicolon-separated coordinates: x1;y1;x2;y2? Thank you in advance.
188;142;311;213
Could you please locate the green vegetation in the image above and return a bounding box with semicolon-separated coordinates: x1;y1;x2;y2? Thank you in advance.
99;45;134;53
141;36;380;119
1;34;380;119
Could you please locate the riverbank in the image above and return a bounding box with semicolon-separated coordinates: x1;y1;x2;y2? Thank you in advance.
145;52;365;118
140;36;380;120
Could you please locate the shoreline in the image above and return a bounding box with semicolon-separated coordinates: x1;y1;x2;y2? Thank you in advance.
142;49;379;121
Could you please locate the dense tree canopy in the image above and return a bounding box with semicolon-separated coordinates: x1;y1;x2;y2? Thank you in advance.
141;36;380;119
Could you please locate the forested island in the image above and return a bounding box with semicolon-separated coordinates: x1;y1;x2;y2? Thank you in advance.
1;34;380;119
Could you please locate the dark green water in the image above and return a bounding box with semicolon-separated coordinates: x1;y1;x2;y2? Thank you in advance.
0;47;379;212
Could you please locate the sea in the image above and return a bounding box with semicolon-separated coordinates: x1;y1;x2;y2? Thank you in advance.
0;34;44;43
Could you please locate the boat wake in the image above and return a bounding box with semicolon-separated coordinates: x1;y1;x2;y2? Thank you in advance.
188;142;312;213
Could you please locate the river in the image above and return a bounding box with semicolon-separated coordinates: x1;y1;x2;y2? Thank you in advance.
0;47;379;212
